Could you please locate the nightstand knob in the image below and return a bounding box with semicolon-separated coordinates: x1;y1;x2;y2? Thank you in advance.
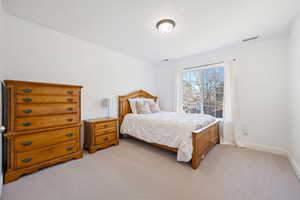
67;98;74;103
104;137;109;141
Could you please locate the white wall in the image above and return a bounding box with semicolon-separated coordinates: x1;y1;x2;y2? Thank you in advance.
288;15;300;177
3;14;157;120
157;36;289;152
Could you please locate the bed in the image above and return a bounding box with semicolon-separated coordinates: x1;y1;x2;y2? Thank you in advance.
119;90;220;169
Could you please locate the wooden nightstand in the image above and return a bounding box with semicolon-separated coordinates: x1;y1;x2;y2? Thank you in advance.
83;118;119;153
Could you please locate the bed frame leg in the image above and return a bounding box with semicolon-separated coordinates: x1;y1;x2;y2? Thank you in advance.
192;157;200;169
191;133;200;169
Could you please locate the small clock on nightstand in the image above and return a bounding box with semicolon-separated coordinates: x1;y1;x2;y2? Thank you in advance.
83;117;119;153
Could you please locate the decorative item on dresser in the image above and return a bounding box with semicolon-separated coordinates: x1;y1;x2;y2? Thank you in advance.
2;80;83;183
84;118;119;153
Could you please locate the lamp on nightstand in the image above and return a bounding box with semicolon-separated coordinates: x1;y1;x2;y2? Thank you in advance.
102;98;112;118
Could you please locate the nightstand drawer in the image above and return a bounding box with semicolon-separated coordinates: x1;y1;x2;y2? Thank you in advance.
95;127;116;136
95;133;116;144
95;121;116;130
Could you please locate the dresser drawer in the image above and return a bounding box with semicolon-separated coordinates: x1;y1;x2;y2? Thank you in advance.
95;121;117;130
16;95;78;104
16;86;79;96
95;133;116;144
15;114;79;131
16;140;78;169
14;127;80;152
16;104;78;117
95;127;116;136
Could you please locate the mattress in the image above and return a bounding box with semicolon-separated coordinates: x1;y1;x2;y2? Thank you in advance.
120;111;216;162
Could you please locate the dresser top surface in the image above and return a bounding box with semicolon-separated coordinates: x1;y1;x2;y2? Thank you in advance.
83;117;118;123
3;80;83;88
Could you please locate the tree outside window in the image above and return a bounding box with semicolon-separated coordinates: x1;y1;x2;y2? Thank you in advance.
182;66;224;118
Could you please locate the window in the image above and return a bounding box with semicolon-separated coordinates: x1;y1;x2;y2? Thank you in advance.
181;65;224;118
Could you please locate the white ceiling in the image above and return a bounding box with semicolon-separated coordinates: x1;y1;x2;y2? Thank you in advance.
4;0;300;62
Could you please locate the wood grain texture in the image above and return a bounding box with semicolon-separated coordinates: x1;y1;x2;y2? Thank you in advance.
3;80;83;183
118;90;220;169
84;118;119;153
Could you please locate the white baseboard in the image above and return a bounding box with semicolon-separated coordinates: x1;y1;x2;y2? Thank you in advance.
241;142;300;180
244;142;287;156
286;152;300;180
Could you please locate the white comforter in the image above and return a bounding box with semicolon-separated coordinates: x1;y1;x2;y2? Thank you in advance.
120;112;216;162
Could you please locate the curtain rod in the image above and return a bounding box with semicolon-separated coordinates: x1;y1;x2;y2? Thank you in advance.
183;58;236;71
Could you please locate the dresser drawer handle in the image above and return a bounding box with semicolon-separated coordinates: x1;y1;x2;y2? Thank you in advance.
104;137;109;141
23;98;32;103
66;133;73;137
22;157;32;163
67;118;74;122
67;98;74;103
103;125;108;128
67;107;74;111
23;122;32;127
67;90;74;95
22;88;32;93
22;109;32;114
104;130;109;134
21;141;33;146
66;146;74;151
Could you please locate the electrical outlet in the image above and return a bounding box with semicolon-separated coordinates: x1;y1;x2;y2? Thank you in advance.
241;123;249;136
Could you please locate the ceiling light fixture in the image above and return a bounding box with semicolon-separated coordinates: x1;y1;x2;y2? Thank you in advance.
156;19;176;34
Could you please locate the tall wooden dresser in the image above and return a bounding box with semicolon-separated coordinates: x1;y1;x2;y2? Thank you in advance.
2;80;83;183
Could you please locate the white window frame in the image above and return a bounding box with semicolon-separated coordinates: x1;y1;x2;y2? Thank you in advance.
175;62;227;118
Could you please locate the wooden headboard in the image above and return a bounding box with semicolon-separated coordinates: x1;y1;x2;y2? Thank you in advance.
118;90;157;123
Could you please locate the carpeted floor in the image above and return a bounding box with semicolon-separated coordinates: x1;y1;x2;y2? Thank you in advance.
2;138;300;200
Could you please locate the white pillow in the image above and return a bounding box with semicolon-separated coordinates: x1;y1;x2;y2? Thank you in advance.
128;98;141;114
136;101;152;114
128;98;155;114
149;101;160;113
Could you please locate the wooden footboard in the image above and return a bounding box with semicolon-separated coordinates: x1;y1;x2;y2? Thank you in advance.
192;121;220;169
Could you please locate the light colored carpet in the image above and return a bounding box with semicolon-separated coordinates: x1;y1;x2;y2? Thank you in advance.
2;138;300;200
